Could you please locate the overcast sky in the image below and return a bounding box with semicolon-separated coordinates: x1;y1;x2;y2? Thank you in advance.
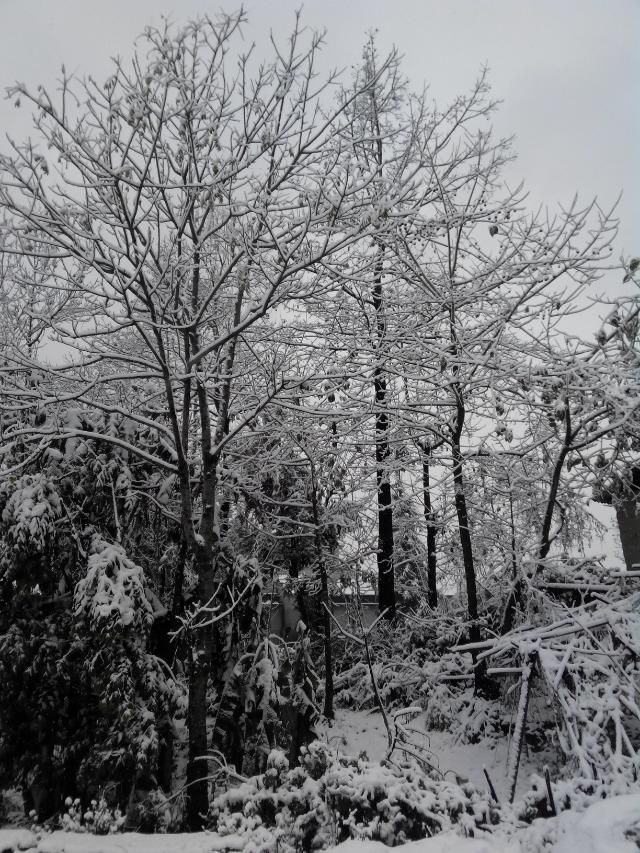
0;0;631;561
0;0;637;296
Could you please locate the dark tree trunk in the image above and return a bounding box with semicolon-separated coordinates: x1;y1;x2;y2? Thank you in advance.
449;378;493;695
421;443;438;609
309;466;333;719
500;488;523;635
375;414;396;617
184;272;244;828
451;435;492;695
617;500;640;572
171;536;188;617
451;437;479;638
369;83;395;618
186;654;210;827
616;467;640;572
537;402;571;572
185;539;216;829
373;258;395;618
447;298;494;695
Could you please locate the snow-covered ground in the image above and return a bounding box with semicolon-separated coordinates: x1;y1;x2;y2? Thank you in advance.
2;793;639;853
331;792;640;851
2;708;637;853
317;708;541;802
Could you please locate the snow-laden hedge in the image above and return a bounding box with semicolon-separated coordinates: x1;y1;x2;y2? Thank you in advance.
208;742;498;852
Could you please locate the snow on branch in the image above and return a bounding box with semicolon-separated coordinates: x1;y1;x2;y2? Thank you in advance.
74;534;153;635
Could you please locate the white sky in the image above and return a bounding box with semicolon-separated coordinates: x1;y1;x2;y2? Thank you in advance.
0;0;637;301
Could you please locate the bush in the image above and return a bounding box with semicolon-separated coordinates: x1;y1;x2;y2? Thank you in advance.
209;742;499;851
60;795;125;834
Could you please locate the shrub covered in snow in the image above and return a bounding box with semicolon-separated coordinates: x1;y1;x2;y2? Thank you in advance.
74;535;153;634
0;469;184;821
208;743;498;851
0;473;62;592
60;795;125;834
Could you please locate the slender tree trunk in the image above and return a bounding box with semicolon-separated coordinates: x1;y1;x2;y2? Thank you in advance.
309;464;333;719
373;251;396;617
446;299;492;694
368;73;395;618
451;430;492;695
421;443;438;609
500;484;523;635
537;402;571;573
507;650;537;803
451;432;479;640
449;373;493;695
172;535;188;617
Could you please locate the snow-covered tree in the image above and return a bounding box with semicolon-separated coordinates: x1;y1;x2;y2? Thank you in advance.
0;12;419;825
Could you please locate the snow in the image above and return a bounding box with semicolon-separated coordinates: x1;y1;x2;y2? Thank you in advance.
0;830;248;853
317;709;539;801
331;838;515;853
584;502;625;570
74;535;153;632
0;829;39;852
551;794;640;853
2;793;639;853
330;792;640;852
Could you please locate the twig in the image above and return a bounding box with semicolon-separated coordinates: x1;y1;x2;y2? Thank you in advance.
507;649;536;803
483;768;499;804
544;766;556;816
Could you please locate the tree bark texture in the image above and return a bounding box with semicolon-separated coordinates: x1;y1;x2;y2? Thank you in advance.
422;444;438;609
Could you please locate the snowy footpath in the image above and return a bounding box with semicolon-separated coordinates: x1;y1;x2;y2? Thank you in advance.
1;794;639;853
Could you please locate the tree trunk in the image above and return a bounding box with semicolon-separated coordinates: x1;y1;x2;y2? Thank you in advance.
171;535;188;617
309;466;333;719
421;443;438;609
616;466;640;572
373;258;395;617
450;395;491;695
185;541;216;829
376;423;395;616
537;403;571;572
451;438;479;640
616;500;640;572
369;78;395;618
186;660;210;827
500;488;523;635
184;270;244;828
